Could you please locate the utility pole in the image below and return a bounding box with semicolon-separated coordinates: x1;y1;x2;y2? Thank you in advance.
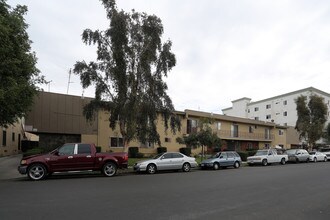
46;80;52;92
67;69;74;94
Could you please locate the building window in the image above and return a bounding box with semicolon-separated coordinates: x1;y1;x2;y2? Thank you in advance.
231;124;239;137
12;133;15;142
165;137;171;143
266;115;271;119
264;143;270;149
254;117;259;121
283;111;287;116
2;130;6;146
283;100;287;105
110;137;124;147
247;109;250;113
216;122;221;130
265;128;270;139
279;129;284;135
249;126;254;133
187;119;198;134
254;107;259;112
266;104;271;109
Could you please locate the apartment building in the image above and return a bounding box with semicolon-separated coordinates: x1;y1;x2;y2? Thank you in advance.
222;87;330;127
24;91;291;155
0;120;23;156
81;109;290;155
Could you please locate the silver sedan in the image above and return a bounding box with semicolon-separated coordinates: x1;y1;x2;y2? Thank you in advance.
134;152;198;174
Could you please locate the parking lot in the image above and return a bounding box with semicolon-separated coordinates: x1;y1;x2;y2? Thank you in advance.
1;155;330;220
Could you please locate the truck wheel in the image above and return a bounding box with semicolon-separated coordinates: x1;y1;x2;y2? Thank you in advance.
280;158;286;165
147;164;157;174
234;161;240;168
213;162;220;170
262;159;268;166
28;164;47;180
102;162;117;177
182;163;191;172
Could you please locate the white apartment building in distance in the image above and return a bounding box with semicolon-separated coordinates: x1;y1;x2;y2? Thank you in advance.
222;87;330;127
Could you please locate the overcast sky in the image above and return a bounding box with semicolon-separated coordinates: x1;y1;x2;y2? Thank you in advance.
7;0;330;113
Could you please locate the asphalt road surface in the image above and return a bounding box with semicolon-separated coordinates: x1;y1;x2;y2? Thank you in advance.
1;155;330;220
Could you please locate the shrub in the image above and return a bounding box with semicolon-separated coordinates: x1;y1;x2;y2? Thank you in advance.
179;147;191;156
247;150;257;157
128;147;139;158
136;152;144;158
157;147;167;154
237;151;248;161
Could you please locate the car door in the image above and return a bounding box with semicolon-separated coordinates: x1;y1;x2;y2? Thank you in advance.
267;150;276;163
171;153;185;169
219;152;228;167
73;144;95;170
226;152;235;166
157;153;173;170
49;143;76;171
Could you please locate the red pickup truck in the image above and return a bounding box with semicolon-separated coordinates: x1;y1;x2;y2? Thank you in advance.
18;143;128;180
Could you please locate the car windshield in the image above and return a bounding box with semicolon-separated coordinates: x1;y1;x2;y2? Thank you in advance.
309;152;316;155
153;154;163;159
285;149;297;155
255;150;268;156
210;153;221;158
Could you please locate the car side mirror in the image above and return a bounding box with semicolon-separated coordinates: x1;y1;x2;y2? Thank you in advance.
219;156;223;159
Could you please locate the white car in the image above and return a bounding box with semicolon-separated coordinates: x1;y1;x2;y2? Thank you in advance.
133;152;198;174
247;149;288;166
309;152;327;162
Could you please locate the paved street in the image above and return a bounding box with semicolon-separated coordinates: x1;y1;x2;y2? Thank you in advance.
1;155;330;220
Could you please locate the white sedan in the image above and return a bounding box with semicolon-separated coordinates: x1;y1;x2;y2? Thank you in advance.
309;152;327;162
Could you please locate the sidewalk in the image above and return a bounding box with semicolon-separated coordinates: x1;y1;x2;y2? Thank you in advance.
0;154;22;180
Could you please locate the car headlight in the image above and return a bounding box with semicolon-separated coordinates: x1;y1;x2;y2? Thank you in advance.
20;160;27;165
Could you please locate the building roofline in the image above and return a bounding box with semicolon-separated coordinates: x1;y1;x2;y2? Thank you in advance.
248;87;330;105
184;109;276;127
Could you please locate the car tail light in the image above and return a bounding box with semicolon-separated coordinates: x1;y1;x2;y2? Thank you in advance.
124;154;128;161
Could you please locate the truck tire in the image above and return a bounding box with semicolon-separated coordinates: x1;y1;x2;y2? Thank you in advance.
102;162;117;177
262;159;268;166
28;163;47;181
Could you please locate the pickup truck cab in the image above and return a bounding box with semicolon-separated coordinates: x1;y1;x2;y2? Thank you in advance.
247;149;288;166
18;143;128;180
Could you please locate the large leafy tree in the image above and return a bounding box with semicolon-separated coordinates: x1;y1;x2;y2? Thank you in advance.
295;95;328;149
74;0;180;149
177;118;221;158
0;0;43;127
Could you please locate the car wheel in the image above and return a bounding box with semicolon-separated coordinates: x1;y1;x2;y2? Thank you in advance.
234;161;240;168
28;164;47;181
280;158;286;165
147;164;157;174
324;157;327;162
306;158;309;163
262;159;268;166
313;157;317;163
213;162;220;170
296;158;300;163
102;162;117;177
182;163;191;172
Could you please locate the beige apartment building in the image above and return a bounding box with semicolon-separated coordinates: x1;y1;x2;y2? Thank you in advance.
24;91;293;156
0;120;23;156
82;109;290;155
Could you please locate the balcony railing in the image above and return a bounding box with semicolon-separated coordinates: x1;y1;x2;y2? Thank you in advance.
216;130;274;141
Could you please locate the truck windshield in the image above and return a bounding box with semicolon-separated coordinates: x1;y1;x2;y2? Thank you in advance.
255;150;268;156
